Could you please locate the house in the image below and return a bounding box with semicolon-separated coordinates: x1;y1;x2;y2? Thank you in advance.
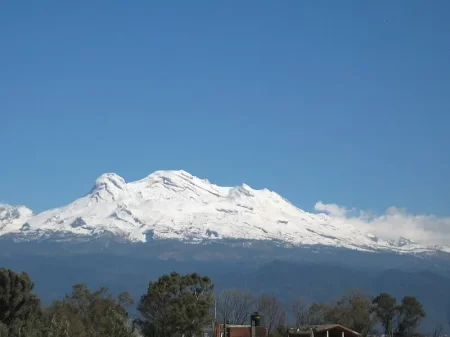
207;311;267;337
214;323;268;337
288;325;361;337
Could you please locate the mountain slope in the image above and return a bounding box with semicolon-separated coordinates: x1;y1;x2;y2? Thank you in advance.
0;170;447;254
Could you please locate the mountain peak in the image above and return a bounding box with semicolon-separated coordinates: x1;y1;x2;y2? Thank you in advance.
93;173;126;188
0;204;33;221
145;169;197;181
92;173;126;190
0;204;33;234
90;173;127;201
132;169;219;195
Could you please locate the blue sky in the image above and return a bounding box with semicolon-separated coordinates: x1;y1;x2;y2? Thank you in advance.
1;1;449;217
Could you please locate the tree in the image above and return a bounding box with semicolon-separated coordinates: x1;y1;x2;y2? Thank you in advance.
138;272;214;337
396;296;426;336
326;290;377;336
256;295;285;336
292;298;309;327
0;268;45;337
0;323;8;337
431;324;442;337
216;289;254;325
0;268;41;325
372;293;397;337
307;303;329;325
46;283;135;337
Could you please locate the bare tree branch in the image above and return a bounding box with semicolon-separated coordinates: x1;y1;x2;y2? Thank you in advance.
292;298;309;327
256;295;285;335
216;289;255;325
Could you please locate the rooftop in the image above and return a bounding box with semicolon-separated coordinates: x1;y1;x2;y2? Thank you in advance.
289;324;361;336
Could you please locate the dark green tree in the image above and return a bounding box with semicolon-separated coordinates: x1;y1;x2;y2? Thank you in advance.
138;272;214;337
396;296;426;336
46;283;135;337
326;290;377;336
372;293;397;337
0;268;45;337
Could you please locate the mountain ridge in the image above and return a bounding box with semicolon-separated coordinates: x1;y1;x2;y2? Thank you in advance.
1;170;448;255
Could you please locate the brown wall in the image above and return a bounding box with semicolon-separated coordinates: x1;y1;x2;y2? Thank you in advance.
215;324;267;337
228;327;251;337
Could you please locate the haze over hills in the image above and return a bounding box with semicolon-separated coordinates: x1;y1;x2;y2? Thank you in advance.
0;170;449;256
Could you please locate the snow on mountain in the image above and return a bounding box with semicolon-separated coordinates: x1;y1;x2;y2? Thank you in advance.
0;170;445;254
0;204;33;233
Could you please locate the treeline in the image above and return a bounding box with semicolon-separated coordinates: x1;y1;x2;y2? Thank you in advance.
216;289;427;337
0;268;136;337
0;268;428;337
0;268;215;337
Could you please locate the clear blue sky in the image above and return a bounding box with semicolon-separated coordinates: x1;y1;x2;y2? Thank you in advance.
1;1;449;215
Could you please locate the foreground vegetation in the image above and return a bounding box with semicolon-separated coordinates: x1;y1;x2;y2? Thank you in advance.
217;289;427;337
0;268;428;337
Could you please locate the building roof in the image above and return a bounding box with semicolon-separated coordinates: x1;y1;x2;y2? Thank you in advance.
288;324;361;336
216;324;267;330
217;324;252;328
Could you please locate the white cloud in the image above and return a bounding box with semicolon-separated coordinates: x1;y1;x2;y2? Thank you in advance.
314;201;450;246
314;201;349;218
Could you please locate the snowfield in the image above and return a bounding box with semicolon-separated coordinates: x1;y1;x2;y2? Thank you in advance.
0;170;447;254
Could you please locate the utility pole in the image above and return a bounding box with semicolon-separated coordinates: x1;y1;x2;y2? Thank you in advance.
223;317;227;337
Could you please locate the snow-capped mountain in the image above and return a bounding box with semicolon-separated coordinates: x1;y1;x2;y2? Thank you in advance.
0;170;447;254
